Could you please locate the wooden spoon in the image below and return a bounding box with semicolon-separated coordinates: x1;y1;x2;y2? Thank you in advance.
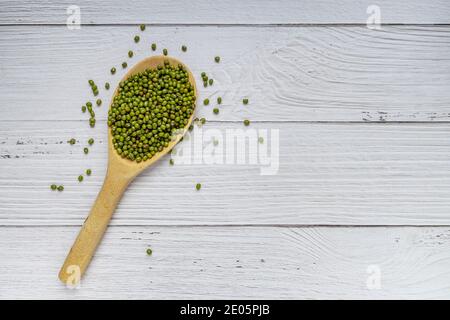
59;56;197;284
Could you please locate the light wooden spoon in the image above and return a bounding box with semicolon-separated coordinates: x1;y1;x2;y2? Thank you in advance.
59;56;197;284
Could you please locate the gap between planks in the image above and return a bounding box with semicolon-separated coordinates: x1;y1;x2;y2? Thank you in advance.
3;224;450;228
2;120;450;124
2;23;450;27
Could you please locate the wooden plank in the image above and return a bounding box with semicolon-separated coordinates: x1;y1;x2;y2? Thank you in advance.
2;121;450;226
1;25;449;122
1;225;450;299
1;0;450;24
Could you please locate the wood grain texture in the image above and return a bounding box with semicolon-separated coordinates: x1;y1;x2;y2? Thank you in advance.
2;121;450;226
2;1;450;300
1;226;450;299
1;26;450;122
1;0;450;24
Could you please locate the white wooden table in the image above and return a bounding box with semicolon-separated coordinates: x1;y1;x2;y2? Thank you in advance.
1;0;450;299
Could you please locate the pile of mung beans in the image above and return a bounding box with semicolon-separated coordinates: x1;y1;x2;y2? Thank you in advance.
108;61;196;163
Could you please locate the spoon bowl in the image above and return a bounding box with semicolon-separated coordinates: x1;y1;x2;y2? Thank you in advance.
59;56;197;284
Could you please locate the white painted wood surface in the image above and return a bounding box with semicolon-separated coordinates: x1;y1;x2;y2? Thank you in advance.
1;0;450;299
2;226;450;299
1;0;449;24
1;26;450;121
2;121;450;226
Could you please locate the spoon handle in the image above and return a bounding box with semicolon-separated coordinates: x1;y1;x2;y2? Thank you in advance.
58;171;132;285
